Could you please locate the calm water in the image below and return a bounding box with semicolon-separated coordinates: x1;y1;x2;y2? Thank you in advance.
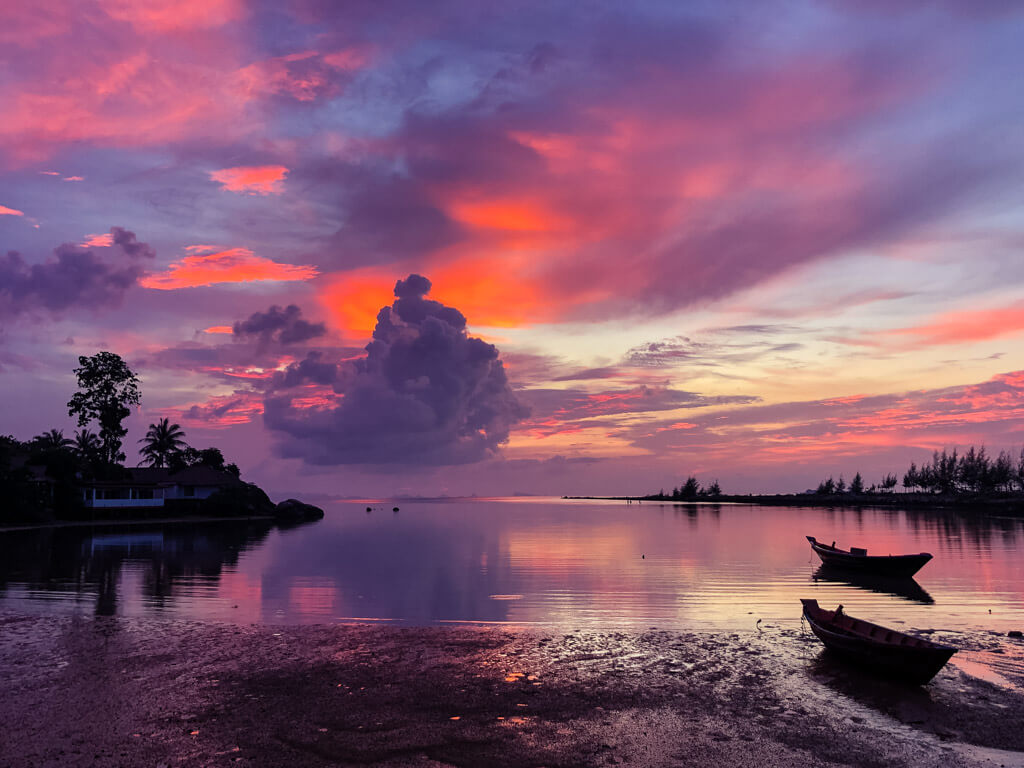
1;499;1022;632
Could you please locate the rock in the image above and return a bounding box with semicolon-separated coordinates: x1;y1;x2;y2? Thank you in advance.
1009;630;1023;638
203;483;276;517
274;499;325;523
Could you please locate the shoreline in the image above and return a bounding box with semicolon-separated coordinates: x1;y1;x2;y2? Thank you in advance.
2;613;1022;767
0;513;277;533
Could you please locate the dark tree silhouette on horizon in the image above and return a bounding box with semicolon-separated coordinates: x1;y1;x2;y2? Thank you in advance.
67;351;140;466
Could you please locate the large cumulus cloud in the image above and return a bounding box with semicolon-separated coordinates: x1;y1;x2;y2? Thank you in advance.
264;274;528;464
0;227;153;320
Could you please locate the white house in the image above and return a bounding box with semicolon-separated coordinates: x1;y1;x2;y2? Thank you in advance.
81;466;241;509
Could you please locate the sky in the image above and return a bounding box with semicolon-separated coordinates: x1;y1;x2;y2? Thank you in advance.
2;0;1024;498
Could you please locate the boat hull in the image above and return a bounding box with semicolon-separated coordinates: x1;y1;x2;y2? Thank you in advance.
806;536;932;577
800;599;955;685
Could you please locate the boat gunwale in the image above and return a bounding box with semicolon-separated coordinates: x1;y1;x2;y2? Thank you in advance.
805;535;932;562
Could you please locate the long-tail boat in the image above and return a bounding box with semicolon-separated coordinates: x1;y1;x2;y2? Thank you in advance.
800;599;956;684
806;535;932;577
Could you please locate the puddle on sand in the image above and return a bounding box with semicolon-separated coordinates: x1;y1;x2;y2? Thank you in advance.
950;652;1024;693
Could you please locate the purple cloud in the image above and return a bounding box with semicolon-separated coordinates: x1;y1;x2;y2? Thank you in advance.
233;304;327;346
264;274;528;464
0;228;153;320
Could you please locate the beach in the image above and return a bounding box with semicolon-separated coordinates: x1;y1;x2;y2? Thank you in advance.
2;613;1023;767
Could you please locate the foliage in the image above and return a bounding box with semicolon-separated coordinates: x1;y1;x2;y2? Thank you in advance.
139;418;187;468
67;351;141;466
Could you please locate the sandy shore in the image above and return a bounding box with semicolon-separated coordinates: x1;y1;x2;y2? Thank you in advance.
2;614;1023;767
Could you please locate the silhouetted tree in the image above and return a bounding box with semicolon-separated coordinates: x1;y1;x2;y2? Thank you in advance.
32;429;73;453
139;418;187;468
836;475;846;494
74;429;100;456
816;476;836;495
903;463;918;492
67;352;141;466
850;472;864;494
680;476;701;499
881;473;898;493
707;479;722;497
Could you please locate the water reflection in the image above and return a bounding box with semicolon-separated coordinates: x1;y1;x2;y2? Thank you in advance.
0;520;277;616
0;500;1022;631
811;564;934;605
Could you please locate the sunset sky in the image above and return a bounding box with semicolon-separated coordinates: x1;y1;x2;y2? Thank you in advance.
2;0;1024;498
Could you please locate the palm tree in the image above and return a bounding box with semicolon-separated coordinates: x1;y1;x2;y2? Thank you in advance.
33;429;73;452
74;429;101;457
139;418;187;468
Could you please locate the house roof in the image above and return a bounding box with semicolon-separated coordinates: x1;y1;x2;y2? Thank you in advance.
83;465;242;488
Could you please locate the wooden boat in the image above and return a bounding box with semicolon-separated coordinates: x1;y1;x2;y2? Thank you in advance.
806;535;932;577
800;599;956;684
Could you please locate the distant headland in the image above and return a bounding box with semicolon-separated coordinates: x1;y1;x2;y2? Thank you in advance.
569;446;1024;514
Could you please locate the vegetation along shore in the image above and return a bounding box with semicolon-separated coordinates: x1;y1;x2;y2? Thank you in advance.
0;351;323;528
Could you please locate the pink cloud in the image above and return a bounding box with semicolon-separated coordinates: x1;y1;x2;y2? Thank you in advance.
882;301;1024;347
140;247;319;289
0;205;25;216
98;0;244;32
210;165;289;195
81;233;113;247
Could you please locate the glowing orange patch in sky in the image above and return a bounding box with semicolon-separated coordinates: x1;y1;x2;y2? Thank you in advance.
0;205;24;216
449;198;570;233
320;256;572;336
210;165;289;195
203;325;233;334
141;247;318;289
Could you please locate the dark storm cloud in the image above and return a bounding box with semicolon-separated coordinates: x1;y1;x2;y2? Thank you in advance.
232;304;327;346
264;274;528;465
0;228;153;320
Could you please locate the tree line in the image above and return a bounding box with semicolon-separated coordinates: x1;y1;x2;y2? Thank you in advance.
814;446;1024;496
1;351;241;522
649;476;723;500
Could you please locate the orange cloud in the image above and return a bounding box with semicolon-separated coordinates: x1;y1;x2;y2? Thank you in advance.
174;391;264;428
81;233;113;247
0;205;24;216
203;325;233;334
141;247;318;289
448;198;571;233
210;165;289;195
319;255;595;336
884;302;1024;347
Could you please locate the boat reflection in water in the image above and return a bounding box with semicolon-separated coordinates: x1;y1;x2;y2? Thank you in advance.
812;564;934;605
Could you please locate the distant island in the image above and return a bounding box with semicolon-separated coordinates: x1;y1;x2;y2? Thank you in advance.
570;446;1024;513
0;351;323;527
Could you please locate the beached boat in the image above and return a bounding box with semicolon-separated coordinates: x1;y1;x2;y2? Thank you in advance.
805;535;932;577
800;599;956;684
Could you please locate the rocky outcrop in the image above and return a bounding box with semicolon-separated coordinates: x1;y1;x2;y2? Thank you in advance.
274;498;325;523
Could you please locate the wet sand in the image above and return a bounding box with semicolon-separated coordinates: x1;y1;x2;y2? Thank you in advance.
2;613;1023;767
